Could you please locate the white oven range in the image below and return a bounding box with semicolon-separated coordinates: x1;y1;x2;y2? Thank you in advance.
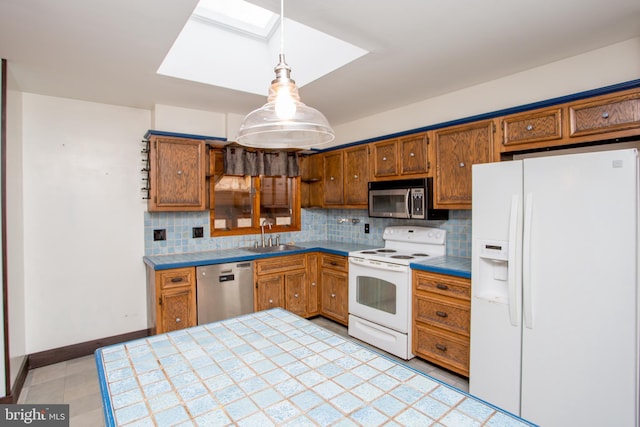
348;226;446;360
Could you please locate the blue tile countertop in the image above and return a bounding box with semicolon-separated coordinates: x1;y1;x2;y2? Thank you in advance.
144;241;472;278
411;256;471;279
96;309;534;427
143;241;376;270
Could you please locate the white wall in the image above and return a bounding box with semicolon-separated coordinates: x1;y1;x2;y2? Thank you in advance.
152;104;226;138
19;94;149;353
332;37;640;146
6;84;26;386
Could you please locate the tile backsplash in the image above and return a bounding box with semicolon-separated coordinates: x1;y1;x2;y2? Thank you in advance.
144;209;471;257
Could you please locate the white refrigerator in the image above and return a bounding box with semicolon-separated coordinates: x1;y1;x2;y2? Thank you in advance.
470;148;639;427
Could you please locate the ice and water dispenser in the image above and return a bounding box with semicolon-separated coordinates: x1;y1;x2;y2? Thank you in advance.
475;239;511;304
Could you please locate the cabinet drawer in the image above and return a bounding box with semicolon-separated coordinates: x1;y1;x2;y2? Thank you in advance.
413;271;470;300
570;93;640;137
320;254;348;272
502;108;562;147
414;323;469;376
256;255;306;275
415;294;469;336
158;267;194;290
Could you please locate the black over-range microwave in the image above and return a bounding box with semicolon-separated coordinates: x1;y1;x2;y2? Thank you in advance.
368;178;448;220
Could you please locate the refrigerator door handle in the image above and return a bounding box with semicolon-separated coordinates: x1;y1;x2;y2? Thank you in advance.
507;194;519;326
523;192;534;329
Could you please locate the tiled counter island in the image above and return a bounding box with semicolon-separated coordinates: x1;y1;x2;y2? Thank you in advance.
96;309;534;426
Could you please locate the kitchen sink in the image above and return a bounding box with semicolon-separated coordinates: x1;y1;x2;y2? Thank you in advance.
245;244;305;253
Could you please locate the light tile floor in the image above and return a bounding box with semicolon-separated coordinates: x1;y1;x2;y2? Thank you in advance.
18;317;469;426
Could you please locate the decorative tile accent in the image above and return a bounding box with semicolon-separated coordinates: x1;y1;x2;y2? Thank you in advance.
96;309;533;426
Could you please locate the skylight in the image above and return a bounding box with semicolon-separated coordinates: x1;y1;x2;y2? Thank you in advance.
157;0;368;96
192;0;279;39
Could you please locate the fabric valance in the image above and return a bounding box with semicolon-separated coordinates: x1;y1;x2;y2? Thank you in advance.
223;146;300;177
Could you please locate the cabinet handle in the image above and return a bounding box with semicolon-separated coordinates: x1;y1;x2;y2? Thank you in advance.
177;170;182;175
331;293;336;298
354;175;358;179
382;156;387;161
171;277;183;283
526;124;533;131
436;343;447;352
311;282;316;287
436;311;448;318
459;162;465;167
330;176;335;181
436;283;449;290
602;111;610;119
175;317;181;323
294;293;299;298
330;261;338;266
409;152;415;157
269;299;273;304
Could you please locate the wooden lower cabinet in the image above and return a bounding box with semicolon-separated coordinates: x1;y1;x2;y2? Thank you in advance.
147;266;197;334
254;253;320;318
320;254;349;325
412;270;470;377
255;273;286;311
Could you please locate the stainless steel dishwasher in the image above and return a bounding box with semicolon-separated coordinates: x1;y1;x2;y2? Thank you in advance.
196;261;254;324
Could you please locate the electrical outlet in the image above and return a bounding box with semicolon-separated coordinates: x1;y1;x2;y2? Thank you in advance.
153;229;166;241
192;226;204;238
364;223;370;234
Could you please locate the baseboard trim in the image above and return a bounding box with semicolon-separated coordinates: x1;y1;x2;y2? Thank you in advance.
28;329;151;370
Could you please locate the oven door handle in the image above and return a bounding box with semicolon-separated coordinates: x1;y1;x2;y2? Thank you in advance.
349;257;407;272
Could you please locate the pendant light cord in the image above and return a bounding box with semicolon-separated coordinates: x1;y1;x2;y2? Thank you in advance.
280;0;285;56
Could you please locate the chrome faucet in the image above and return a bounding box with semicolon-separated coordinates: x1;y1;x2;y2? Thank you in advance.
260;219;273;247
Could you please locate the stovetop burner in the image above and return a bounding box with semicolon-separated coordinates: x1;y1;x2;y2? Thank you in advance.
348;226;447;266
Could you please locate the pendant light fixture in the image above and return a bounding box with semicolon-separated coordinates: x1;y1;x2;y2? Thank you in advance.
236;0;335;149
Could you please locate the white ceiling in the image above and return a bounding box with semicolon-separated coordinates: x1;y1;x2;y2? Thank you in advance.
1;0;639;143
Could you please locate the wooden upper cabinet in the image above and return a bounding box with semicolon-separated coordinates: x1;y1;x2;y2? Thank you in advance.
344;145;369;206
373;139;399;177
372;133;429;179
400;133;429;175
501;107;563;151
569;90;640;138
323;146;369;207
148;136;206;211
323;151;344;205
434;120;495;209
300;154;323;208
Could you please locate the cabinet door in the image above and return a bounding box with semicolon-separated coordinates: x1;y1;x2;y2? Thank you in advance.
323;151;344;205
373;140;398;177
400;134;428;175
434;120;495;209
306;253;320;316
501;107;563;151
285;270;307;316
321;269;348;325
344;146;369;206
569;91;640;138
148;137;206;211
159;287;195;333
256;274;285;311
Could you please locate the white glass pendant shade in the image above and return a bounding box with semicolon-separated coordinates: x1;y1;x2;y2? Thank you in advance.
237;55;335;149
